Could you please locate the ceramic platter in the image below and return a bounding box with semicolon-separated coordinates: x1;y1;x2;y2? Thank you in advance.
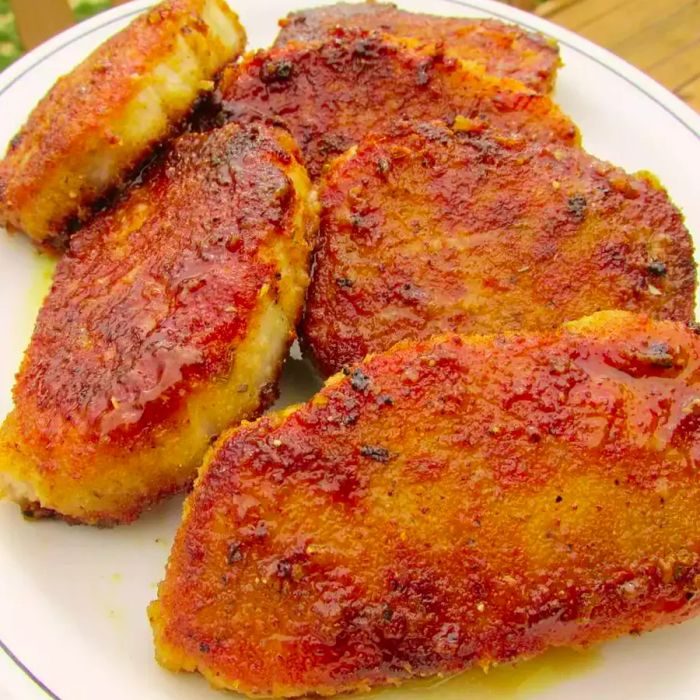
0;1;699;698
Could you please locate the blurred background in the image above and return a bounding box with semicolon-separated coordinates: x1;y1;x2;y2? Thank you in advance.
0;0;698;111
1;0;120;69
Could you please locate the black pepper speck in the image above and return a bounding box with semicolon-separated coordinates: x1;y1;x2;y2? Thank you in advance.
647;260;667;276
277;559;293;579
360;445;390;462
567;194;587;221
647;342;674;368
227;542;243;564
260;59;293;83
350;368;371;391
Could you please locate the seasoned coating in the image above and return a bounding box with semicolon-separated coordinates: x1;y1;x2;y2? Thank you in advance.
151;311;700;697
302;122;696;375
216;32;578;179
0;0;245;245
0;123;317;525
276;2;560;93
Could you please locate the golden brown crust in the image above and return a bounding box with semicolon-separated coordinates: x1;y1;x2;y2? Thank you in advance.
301;122;696;376
0;122;317;525
0;0;245;244
216;31;578;179
151;311;700;697
276;1;561;92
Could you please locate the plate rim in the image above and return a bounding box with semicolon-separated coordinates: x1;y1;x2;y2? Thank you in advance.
0;0;698;138
448;0;700;138
0;0;698;697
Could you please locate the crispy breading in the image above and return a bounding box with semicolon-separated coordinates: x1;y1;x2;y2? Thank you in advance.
0;122;318;525
150;311;700;697
301;122;696;375
215;32;578;179
276;1;560;92
0;0;246;245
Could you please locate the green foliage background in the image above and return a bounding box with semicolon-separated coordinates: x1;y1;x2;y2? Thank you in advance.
0;0;110;71
0;0;22;71
72;0;110;23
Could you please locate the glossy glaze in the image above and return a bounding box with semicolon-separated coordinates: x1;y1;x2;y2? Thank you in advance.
216;31;578;179
276;1;560;92
152;312;700;697
0;122;317;523
302;122;695;375
0;0;245;243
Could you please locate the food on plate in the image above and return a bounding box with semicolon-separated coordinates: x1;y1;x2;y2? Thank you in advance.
150;310;700;697
0;122;317;525
276;1;560;93
301;121;696;375
215;31;578;178
0;0;246;246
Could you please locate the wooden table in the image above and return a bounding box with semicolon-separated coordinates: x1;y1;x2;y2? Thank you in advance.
5;0;700;112
537;0;700;112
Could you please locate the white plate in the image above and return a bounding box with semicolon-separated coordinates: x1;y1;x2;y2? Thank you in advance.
0;1;699;698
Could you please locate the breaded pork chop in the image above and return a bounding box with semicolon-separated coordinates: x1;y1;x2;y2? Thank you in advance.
0;122;317;526
302;122;696;376
276;2;560;93
151;311;700;697
0;0;245;246
215;32;578;179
